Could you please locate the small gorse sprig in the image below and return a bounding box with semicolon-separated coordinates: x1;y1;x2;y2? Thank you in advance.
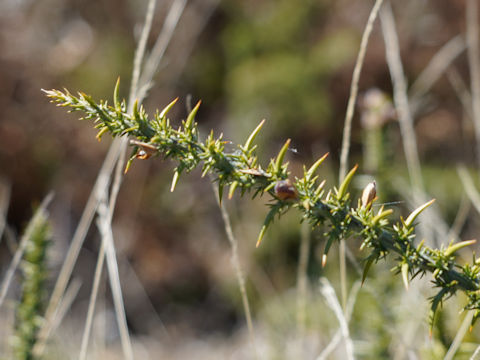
12;205;51;360
44;81;480;330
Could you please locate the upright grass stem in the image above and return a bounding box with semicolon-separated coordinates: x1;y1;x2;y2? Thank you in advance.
338;0;385;310
210;180;258;359
296;222;310;335
380;2;423;193
466;0;480;168
37;1;188;356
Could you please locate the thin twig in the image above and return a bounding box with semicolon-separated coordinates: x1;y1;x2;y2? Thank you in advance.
79;241;106;360
444;310;474;360
0;179;11;244
43;0;183;356
471;344;480;360
210;179;257;359
338;0;384;311
90;1;187;356
318;278;355;360
409;35;466;113
457;166;480;216
96;196;134;360
447;67;474;121
447;194;471;241
150;0;220;90
316;281;361;360
4;224;17;255
339;0;385;180
121;258;169;336
129;0;157;109
466;0;480;167
42;278;82;351
137;0;188;102
33;139;123;357
296;222;310;335
380;1;423;192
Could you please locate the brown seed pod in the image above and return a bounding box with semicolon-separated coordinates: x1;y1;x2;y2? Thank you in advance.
274;179;297;201
361;180;377;208
130;140;157;160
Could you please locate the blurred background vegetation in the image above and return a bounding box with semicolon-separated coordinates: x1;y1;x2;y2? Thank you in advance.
1;0;480;358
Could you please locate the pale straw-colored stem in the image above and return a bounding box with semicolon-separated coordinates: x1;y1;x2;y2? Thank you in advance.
40;0;186;356
137;0;188;102
316;281;360;360
471;344;480;360
210;180;257;359
444;310;474;360
33;139;122;357
318;278;355;360
0;180;10;244
339;0;385;180
78;241;106;360
338;0;384;311
129;0;157;109
380;1;423;192
447;195;471;241
296;222;310;335
447;67;474;120
466;0;480;167
42;278;82;350
409;35;465;112
458;165;480;216
96;196;133;360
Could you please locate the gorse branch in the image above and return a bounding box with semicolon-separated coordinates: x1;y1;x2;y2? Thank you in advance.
12;207;51;360
44;83;480;330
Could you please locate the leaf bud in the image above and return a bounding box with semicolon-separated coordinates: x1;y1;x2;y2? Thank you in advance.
361;180;376;208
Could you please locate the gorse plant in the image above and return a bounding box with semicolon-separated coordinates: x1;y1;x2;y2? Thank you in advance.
44;80;480;332
12;205;51;360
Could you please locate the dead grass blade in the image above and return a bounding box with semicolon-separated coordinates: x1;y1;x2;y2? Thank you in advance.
318;278;355;360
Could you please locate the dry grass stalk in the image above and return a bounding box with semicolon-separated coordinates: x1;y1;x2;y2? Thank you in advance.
296;222;310;335
33;139;123;357
316;281;360;360
447;67;474;120
409;35;466;113
457;166;480;215
79;242;106;360
36;0;188;356
338;0;385;311
380;2;423;192
466;0;480;166
338;0;385;180
96;196;134;360
444;310;475;360
43;279;82;351
0;179;10;244
318;278;355;360
210;180;258;359
137;0;188;102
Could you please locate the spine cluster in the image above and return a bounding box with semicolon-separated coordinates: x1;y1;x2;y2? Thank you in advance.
44;80;480;330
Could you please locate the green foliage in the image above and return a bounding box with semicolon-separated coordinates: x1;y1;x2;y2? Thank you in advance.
45;83;480;330
12;207;51;360
220;0;357;140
